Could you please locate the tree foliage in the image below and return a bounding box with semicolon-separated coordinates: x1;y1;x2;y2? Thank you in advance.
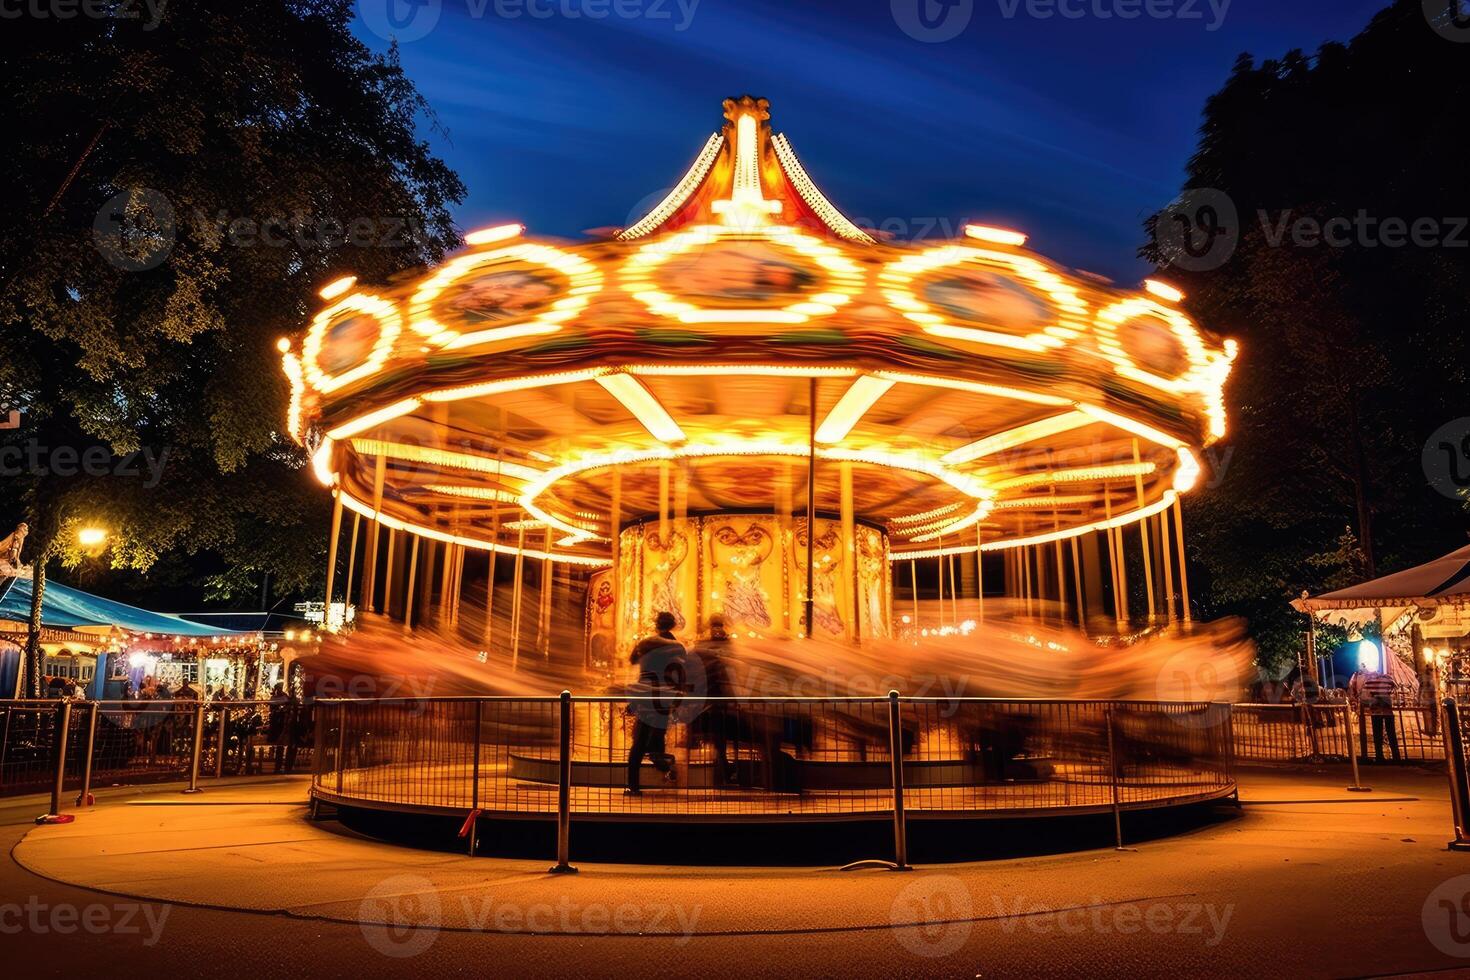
0;1;465;605
1142;0;1470;672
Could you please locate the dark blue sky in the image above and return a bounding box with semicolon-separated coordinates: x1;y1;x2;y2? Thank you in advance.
354;0;1387;281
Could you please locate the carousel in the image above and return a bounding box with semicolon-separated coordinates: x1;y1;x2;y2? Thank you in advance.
282;96;1236;662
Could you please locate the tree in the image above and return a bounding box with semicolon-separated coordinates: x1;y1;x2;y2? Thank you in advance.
1142;0;1470;673
0;1;465;694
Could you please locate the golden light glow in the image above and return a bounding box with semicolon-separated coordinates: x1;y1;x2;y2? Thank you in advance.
407;242;602;349
424;485;521;504
319;276;357;301
282;349;306;443
77;527;107;548
965;225;1028;246
814;377;895;444
880;244;1088;354
992;461;1156;493
621;223;864;326
596;373;687;443
464;223;524;246
1173;447;1202;492
301;292;402;394
325;398;421;441
942;411;1095;465
347;439;545;482
711;112;783;231
1144;279;1184;303
1074;403;1185;450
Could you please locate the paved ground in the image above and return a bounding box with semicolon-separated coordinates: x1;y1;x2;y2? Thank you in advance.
4;765;1470;977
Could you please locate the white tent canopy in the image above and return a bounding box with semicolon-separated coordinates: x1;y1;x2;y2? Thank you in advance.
1292;543;1470;613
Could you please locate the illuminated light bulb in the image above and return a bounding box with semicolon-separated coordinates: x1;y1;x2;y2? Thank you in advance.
465;223;524;246
1144;279;1185;303
965;225;1028;247
319;276;356;301
276;337;292;353
77;527;107;548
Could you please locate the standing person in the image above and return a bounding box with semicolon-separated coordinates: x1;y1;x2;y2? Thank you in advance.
1350;660;1400;762
266;683;291;774
688;615;738;786
625;611;686;795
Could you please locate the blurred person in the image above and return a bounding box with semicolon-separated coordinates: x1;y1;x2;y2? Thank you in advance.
625;611;686;795
688;615;738;785
267;683;291;773
1350;662;1400;762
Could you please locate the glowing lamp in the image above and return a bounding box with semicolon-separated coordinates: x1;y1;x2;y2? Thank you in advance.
77;527;107;549
1144;279;1185;303
965;225;1028;246
319;276;356;301
1356;639;1382;673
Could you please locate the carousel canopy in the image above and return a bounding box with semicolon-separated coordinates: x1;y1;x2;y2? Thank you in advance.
282;96;1236;567
0;577;236;638
1293;543;1470;613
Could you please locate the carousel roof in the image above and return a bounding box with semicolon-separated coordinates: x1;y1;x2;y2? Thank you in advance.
281;96;1237;566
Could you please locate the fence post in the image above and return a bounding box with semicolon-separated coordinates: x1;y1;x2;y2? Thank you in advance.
76;702;99;807
335;703;347;796
468;701;482;857
1344;704;1371;793
215;705;229;779
549;691;577;874
887;690;911;871
1440;699;1470;851
0;705;12;790
1106;706;1126;850
182;702;206;794
40;700;72;822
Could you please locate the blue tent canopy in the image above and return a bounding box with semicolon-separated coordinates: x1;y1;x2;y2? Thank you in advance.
0;576;236;638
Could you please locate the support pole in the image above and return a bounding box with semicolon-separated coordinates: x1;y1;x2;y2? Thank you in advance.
550;690;578;873
344;513;361;614
1106;706;1125;850
182;702;206;794
909;560;919;638
840;462;857;642
75;702;98;807
887;690;911;871
43;701;72;820
510;527;526;670
468;700;482;856
804;378;817;639
365;454;387;611
539;528;554;658
402;536;420;636
383;530;397;618
1131;440;1157;623
1071;537;1086;632
1159;510;1176;624
215;705;228;779
1344;703;1370;792
1173;497;1192;624
610;466;622;653
323;492;344;631
975;526;985;625
1441;699;1470;849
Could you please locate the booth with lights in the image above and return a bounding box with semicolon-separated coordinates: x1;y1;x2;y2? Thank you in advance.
282;96;1236;661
